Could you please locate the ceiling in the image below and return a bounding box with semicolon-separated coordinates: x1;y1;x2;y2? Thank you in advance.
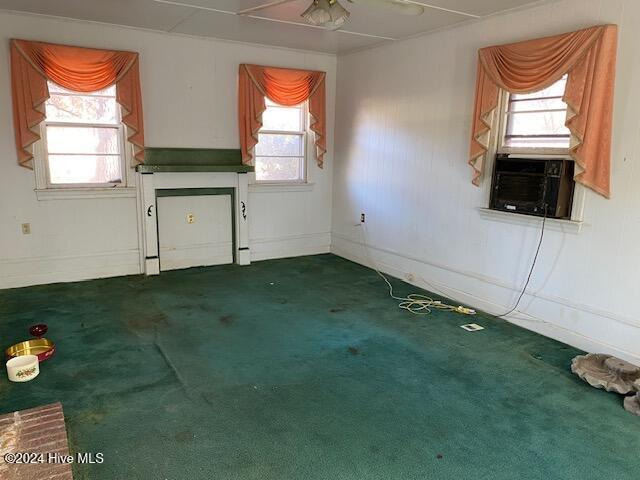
0;0;550;54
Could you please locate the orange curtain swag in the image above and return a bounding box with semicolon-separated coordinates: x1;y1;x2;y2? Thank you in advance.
10;39;145;167
469;25;618;197
239;64;326;167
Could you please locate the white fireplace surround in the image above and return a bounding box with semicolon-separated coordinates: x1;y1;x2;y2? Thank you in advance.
138;171;250;275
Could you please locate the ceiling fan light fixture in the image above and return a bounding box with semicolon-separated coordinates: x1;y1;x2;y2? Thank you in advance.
301;0;350;30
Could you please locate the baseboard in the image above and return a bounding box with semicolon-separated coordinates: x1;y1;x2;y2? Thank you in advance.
0;250;142;290
250;232;331;262
0;233;332;289
331;233;640;365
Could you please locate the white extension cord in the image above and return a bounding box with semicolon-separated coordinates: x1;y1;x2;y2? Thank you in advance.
359;222;476;316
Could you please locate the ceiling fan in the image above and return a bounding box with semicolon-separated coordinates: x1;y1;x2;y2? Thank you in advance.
250;0;425;31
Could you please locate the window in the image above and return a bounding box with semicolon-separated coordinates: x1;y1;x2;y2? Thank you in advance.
254;99;307;182
42;81;125;187
499;75;570;152
488;75;585;224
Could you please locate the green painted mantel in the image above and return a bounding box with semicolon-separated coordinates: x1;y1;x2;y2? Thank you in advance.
136;147;254;173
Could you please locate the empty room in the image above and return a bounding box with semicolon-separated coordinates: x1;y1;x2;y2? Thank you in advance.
0;0;638;478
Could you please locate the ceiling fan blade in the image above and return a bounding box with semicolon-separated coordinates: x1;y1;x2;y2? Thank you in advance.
347;0;424;16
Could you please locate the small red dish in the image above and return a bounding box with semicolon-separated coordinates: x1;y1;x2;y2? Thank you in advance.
29;324;48;338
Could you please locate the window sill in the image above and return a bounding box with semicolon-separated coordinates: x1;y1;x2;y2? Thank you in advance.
35;187;137;201
248;182;315;193
477;208;583;234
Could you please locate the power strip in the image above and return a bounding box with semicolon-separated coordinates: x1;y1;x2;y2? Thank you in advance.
455;306;476;315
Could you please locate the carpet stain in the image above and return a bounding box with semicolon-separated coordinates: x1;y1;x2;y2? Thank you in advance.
72;409;107;426
175;431;195;443
219;314;236;326
126;312;169;331
347;346;360;355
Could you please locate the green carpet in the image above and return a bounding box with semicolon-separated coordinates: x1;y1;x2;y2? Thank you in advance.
0;254;637;479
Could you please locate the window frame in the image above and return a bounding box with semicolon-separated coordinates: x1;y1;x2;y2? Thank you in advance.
253;99;309;185
35;83;133;192
496;86;571;156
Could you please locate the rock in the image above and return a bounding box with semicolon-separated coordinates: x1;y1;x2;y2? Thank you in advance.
604;357;640;376
623;393;640;417
571;354;640;395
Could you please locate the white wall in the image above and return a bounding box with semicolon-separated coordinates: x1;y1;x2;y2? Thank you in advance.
0;11;336;289
331;0;640;363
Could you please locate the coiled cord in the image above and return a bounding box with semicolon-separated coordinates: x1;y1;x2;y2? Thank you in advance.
360;222;474;316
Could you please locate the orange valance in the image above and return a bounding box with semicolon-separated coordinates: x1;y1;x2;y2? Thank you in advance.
469;25;618;197
239;64;326;167
10;39;145;167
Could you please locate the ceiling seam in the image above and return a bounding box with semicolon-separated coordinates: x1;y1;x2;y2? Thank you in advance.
405;1;480;18
166;7;199;33
237;0;296;15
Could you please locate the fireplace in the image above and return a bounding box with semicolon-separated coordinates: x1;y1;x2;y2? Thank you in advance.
136;148;254;275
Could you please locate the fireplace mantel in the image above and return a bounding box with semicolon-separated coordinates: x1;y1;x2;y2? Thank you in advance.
137;164;253;173
136;148;254;274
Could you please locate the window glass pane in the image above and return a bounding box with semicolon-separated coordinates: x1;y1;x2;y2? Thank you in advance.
262;105;302;131
48;155;122;184
503;75;571;150
48;82;116;97
46;94;119;124
510;76;567;101
46;126;119;154
255;133;303;156
508;97;567;112
255;98;306;181
504;137;570;149
506;111;570;137
255;157;303;182
501;76;571;151
265;98;282;107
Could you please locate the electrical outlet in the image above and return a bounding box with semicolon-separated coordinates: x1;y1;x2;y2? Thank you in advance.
186;213;195;224
360;213;366;223
21;223;31;235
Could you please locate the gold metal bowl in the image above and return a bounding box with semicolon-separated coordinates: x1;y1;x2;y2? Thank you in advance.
6;338;56;362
